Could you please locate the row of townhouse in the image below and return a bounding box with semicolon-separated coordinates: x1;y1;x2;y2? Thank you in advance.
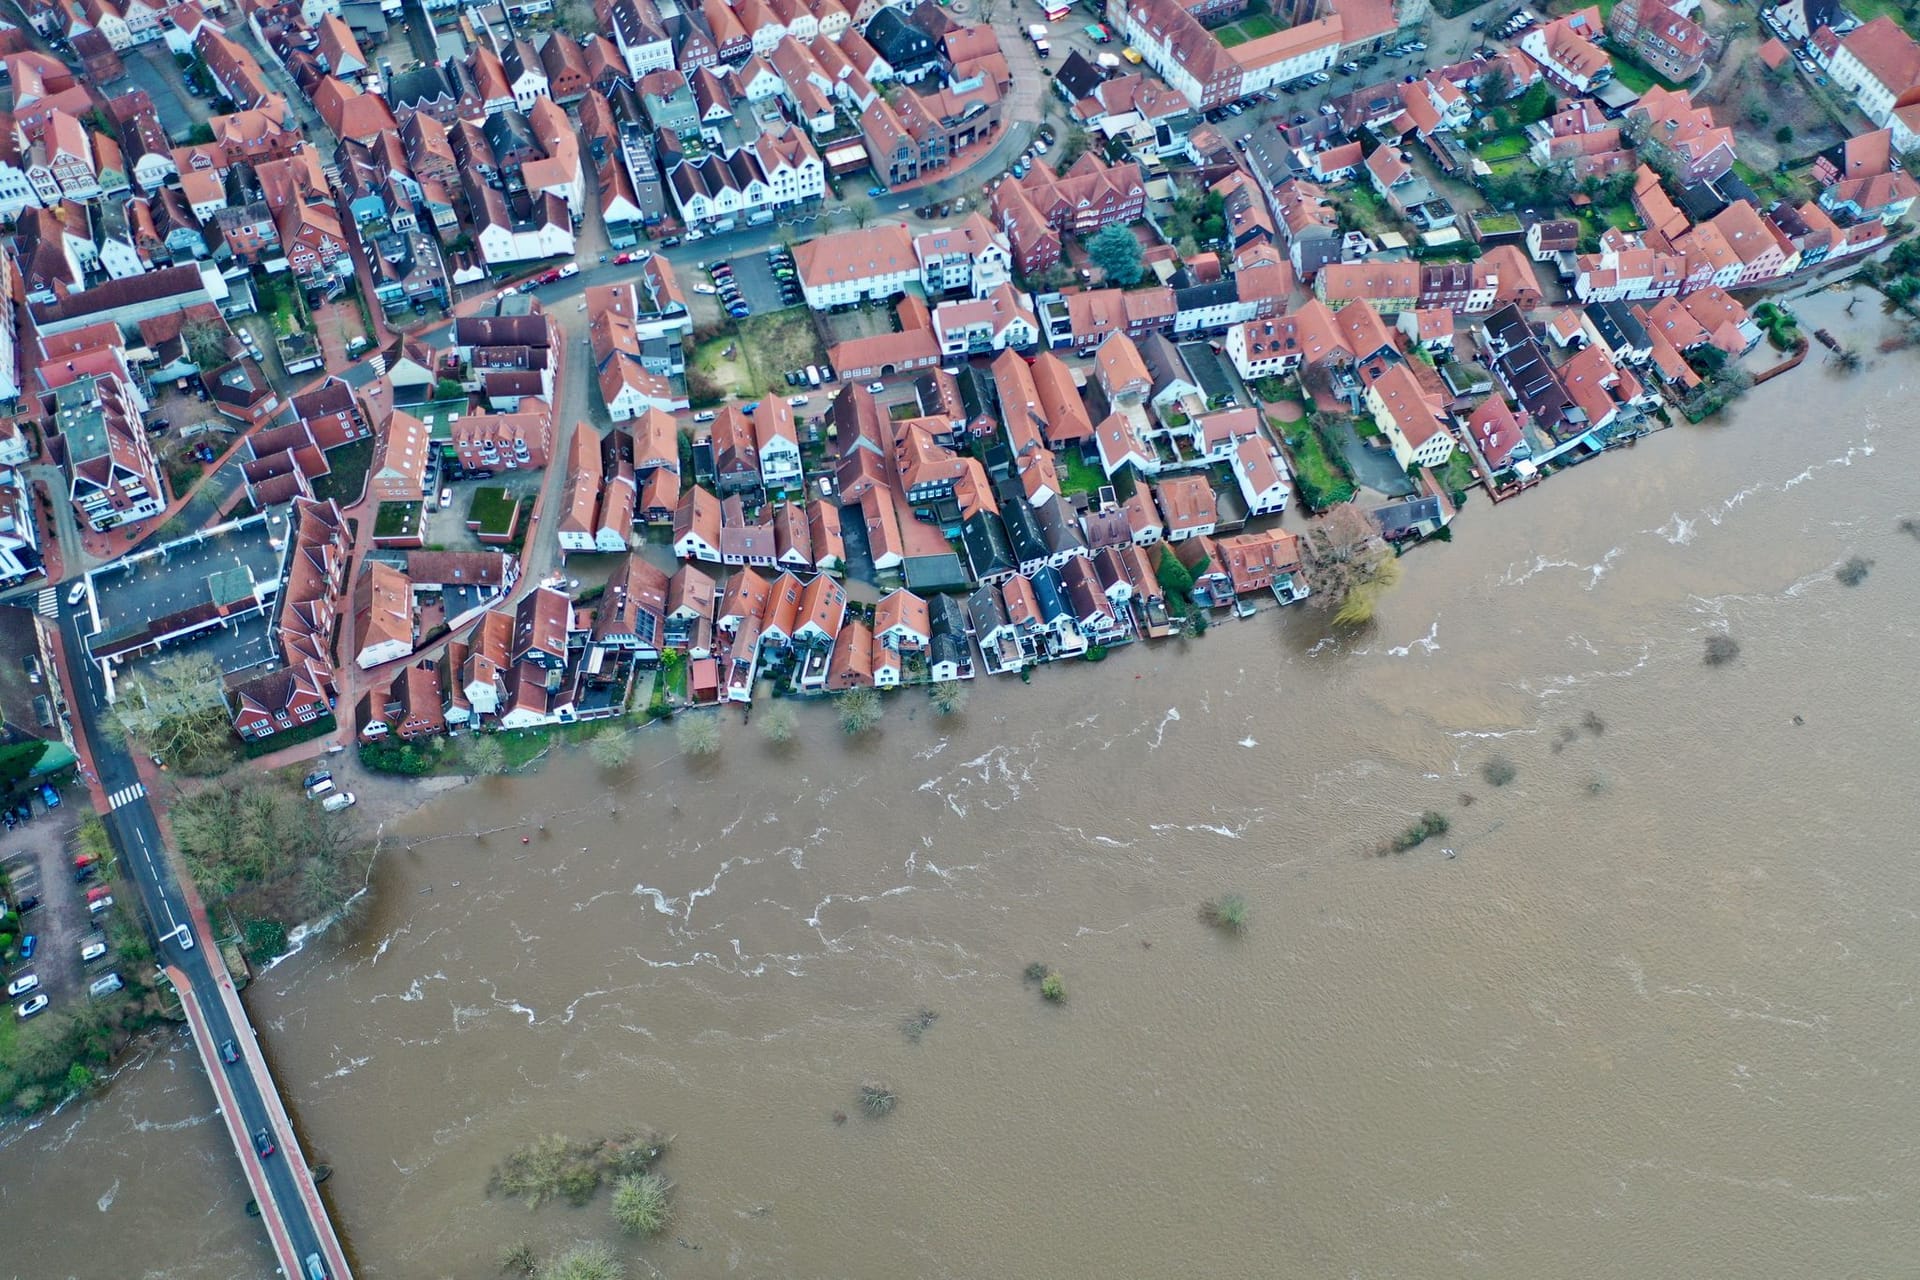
227;496;354;740
586;271;694;420
557;410;683;553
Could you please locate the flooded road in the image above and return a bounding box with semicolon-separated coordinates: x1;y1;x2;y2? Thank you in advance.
5;290;1918;1279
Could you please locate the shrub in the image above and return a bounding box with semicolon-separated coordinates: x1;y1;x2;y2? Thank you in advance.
1388;811;1450;853
1022;961;1050;983
859;1080;897;1117
539;1241;625;1280
465;734;507;775
1835;556;1872;587
900;1009;938;1043
1481;757;1517;786
1201;893;1250;936
1040;973;1066;1002
611;1172;671;1236
498;1239;538;1275
1703;634;1741;666
488;1130;668;1208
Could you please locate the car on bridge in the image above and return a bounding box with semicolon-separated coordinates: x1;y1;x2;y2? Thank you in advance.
254;1128;276;1158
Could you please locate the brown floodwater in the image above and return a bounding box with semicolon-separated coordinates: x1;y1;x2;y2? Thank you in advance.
6;289;1919;1280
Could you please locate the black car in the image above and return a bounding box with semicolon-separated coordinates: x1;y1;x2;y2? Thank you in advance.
254;1128;276;1158
302;770;331;790
16;895;38;914
75;864;96;884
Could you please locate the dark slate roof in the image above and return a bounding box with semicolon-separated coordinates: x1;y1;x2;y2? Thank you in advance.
961;510;1015;580
1054;50;1107;102
1000;497;1048;565
928;590;969;636
864;7;937;69
388;64;453;110
1029;565;1071;624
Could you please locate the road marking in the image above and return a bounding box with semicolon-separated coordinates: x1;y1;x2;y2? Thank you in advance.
36;588;57;618
108;783;147;810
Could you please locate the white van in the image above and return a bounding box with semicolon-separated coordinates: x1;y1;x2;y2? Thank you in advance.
89;973;124;997
306;778;335;799
321;792;357;813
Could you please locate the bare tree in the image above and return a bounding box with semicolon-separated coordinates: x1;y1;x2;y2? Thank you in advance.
845;194;876;228
183;319;231;371
108;655;232;764
1304;502;1402;627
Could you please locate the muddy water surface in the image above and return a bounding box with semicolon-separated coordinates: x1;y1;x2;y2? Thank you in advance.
5;289;1918;1280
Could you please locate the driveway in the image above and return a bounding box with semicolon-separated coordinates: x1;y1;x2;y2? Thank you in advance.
1332;420;1417;498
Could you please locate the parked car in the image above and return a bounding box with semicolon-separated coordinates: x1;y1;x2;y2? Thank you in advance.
66;581;88;606
693;284;717;294
7;972;38;997
302;770;331;790
741;401;760;414
866;380;886;393
693;410;716;423
787;395;809;406
254;1128;276;1158
17;895;38;914
19;935;34;961
867;185;887;196
88;973;123;998
439;486;453;509
81;940;107;964
16;994;47;1019
87;895;113;915
321;792;357;813
659;235;681;247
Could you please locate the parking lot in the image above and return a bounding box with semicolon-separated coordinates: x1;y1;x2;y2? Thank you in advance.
417;469;543;553
703;246;801;318
3;802;117;1025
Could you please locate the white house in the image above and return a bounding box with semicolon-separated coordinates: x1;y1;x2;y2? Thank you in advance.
1229;435;1290;517
933;285;1039;356
793;223;920;309
1365;364;1457;470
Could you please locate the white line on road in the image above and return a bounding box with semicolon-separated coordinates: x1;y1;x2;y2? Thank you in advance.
108;783;147;809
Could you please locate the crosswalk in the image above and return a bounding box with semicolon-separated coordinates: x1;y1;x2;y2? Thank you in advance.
35;587;57;618
108;783;147;810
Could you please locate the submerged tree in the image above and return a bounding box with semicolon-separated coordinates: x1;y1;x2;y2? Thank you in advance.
587;728;634;769
464;734;507;776
838;688;883;735
676;713;721;756
929;680;967;716
1304;503;1401;627
758;702;798;744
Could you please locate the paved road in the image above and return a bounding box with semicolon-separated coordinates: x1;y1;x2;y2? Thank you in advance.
57;600;352;1280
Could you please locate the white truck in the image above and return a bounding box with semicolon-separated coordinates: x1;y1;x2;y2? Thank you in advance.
1027;23;1051;56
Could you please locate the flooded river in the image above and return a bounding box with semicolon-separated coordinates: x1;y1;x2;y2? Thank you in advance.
5;290;1919;1279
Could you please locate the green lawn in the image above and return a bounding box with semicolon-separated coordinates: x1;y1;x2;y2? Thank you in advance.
1212;12;1279;46
1283;422;1354;511
1606;53;1683;97
1055;448;1106;498
1475;134;1530;163
1439;449;1478;502
312;438;374;506
374;502;421;538
467;486;520;538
